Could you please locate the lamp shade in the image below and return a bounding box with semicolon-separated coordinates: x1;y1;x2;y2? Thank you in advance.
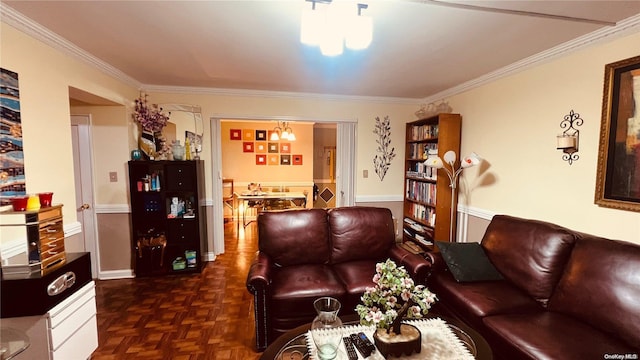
443;150;457;165
424;155;444;169
461;152;481;168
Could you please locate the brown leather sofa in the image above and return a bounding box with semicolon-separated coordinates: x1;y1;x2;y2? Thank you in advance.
425;215;640;359
245;206;430;351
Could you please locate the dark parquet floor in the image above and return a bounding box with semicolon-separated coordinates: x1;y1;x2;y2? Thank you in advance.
90;221;262;360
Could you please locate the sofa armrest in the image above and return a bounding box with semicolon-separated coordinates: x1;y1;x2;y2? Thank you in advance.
423;251;447;274
246;251;273;351
389;245;432;285
246;251;272;294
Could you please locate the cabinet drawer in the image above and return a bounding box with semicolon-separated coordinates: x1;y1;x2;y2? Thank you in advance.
42;251;66;269
168;220;199;242
38;206;63;222
40;220;64;244
51;314;98;360
165;164;195;190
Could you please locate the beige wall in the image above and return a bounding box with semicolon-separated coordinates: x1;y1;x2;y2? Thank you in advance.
0;23;138;224
220;120;314;185
449;31;640;244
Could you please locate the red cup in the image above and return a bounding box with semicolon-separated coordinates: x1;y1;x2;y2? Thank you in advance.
38;192;54;207
11;196;29;211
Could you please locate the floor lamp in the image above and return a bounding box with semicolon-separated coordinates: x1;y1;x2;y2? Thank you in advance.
424;150;481;242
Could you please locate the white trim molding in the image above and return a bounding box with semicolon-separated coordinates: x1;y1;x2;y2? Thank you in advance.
423;13;640;104
64;221;83;237
94;204;131;214
455;205;497;243
98;269;135;280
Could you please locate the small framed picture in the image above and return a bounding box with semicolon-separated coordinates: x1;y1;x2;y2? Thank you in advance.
293;154;303;165
280;155;291;165
256;154;266;165
268;142;279;153
243;142;254;152
230;129;242;140
280;142;291;153
256;130;267;141
255;142;267;153
243;129;254;141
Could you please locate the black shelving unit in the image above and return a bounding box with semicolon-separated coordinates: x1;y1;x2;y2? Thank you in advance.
128;160;207;276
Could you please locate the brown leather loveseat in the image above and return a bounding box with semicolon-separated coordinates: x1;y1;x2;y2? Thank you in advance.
425;215;640;359
245;206;430;351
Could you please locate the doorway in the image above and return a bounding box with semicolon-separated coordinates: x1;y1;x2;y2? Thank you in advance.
70;115;99;277
313;123;337;209
210;117;356;256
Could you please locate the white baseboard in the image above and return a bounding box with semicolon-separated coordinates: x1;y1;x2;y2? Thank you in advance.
98;269;135;280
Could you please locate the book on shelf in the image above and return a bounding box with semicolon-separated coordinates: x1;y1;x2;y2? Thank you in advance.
410;124;440;141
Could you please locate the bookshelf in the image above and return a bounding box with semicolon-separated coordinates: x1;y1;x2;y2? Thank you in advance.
402;114;461;252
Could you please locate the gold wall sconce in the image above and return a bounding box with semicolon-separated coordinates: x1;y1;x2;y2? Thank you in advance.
557;110;583;165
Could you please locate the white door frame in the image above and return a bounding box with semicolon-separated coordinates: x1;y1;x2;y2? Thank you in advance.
210;116;356;255
70;115;100;278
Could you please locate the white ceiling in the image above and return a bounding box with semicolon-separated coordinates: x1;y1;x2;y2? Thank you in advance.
3;0;640;100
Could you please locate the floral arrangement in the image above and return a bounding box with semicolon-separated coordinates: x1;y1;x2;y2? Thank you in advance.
356;259;437;331
133;92;169;133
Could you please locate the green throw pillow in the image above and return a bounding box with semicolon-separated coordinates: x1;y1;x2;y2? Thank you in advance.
436;241;504;283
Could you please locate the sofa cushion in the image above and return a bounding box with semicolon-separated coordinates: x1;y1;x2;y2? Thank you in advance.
332;260;379;314
258;208;330;266
429;269;541;330
270;264;346;318
435;241;504;282
483;312;638;360
328;207;395;264
481;215;576;306
548;235;640;349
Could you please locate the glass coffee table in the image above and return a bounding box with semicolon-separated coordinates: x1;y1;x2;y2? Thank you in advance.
260;314;492;360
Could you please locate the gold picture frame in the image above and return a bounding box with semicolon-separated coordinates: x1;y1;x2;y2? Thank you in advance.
595;54;640;212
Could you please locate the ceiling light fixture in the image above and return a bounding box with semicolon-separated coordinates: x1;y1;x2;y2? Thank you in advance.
300;0;372;56
270;121;296;141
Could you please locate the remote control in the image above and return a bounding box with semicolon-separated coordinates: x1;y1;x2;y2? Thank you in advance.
350;332;376;357
343;336;359;360
357;332;376;355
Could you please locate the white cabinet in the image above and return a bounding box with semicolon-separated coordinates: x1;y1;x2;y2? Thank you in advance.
47;281;98;359
0;281;97;360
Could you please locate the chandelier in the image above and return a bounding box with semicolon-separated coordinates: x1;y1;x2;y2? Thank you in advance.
270;121;296;141
300;0;372;56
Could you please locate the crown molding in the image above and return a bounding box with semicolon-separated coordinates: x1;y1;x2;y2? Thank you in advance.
1;3;141;89
143;84;422;105
423;13;640;104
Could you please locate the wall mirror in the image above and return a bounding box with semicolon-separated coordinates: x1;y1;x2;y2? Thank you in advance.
162;104;204;159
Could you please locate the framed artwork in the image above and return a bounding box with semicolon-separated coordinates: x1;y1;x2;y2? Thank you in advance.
280;142;291;153
256;130;267;141
243;142;254;153
243;129;254;141
256;154;266;165
268;154;279;165
292;154;303;165
280;155;291;165
230;129;242;140
268;142;279;153
595;55;640;212
0;67;26;205
255;142;267;153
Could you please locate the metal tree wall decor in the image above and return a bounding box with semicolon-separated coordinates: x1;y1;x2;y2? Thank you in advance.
373;116;396;181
